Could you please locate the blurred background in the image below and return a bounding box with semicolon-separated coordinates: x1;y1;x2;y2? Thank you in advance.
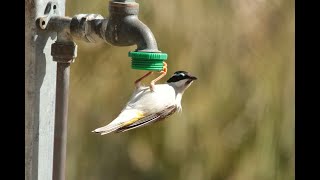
66;0;294;179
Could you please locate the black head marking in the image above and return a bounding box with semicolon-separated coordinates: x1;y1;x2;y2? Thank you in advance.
167;71;197;83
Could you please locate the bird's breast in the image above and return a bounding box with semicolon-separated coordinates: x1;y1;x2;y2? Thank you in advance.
126;85;177;114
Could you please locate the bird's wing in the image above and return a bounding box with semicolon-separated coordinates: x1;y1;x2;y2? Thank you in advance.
115;105;177;133
92;109;145;135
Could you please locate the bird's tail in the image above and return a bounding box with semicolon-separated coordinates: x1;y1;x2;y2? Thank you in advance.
92;123;123;135
92;109;144;135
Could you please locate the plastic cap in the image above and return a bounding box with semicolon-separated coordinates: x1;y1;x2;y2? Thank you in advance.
128;51;168;71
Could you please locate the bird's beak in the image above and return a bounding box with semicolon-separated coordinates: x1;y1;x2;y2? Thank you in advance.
188;75;197;80
185;75;197;85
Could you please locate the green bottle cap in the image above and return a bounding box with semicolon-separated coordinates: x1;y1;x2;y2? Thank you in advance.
128;51;168;71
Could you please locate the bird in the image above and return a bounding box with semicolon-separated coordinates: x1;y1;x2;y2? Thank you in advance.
92;70;197;135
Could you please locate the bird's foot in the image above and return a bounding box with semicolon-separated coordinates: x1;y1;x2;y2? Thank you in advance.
149;82;155;92
134;71;153;88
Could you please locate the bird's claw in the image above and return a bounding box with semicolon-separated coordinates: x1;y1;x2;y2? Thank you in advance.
149;82;155;92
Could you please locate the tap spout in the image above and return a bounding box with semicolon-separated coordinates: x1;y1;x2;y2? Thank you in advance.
69;1;160;52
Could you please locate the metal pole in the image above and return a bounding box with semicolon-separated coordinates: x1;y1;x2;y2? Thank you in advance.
26;1;65;180
52;62;70;180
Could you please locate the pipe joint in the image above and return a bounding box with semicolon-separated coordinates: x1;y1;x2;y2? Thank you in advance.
51;42;78;63
70;14;104;43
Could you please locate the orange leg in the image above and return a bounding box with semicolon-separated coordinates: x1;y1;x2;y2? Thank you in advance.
135;71;153;87
150;62;168;91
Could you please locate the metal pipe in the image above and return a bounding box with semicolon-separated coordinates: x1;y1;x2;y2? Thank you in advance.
52;62;70;180
104;1;159;52
51;41;77;180
39;16;72;32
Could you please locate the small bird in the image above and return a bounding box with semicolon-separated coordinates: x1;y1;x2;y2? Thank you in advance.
92;70;197;135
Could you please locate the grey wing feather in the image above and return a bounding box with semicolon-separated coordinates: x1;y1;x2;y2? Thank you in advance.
116;105;177;133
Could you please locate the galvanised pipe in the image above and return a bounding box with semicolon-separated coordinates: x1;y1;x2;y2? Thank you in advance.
51;41;77;180
52;62;70;180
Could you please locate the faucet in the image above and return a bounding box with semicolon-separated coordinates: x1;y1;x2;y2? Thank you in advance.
71;0;160;52
69;0;168;88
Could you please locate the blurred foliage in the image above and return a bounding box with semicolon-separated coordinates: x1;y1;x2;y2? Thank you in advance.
66;0;294;179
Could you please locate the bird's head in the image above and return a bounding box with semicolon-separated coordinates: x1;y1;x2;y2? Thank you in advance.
166;71;197;93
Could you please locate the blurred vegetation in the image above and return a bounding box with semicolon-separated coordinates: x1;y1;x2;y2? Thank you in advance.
66;0;294;179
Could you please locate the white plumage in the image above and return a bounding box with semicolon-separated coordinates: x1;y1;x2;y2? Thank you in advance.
92;71;197;135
